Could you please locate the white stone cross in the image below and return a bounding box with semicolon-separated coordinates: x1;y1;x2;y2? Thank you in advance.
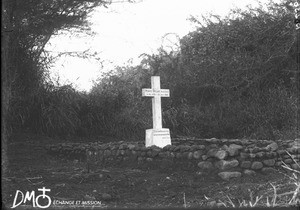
142;76;171;148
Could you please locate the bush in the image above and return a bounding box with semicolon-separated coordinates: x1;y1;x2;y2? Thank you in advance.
8;0;299;141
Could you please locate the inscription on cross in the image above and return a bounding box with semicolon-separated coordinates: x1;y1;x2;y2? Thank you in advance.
142;76;170;129
142;76;171;148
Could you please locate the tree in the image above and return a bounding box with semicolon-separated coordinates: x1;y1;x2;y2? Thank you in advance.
1;0;133;177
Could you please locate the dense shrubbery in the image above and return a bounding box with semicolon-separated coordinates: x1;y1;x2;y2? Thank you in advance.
160;0;299;139
6;0;299;140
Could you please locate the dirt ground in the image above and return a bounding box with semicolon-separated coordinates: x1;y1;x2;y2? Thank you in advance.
1;132;297;209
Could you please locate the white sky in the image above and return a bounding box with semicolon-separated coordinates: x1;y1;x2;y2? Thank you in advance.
46;0;267;91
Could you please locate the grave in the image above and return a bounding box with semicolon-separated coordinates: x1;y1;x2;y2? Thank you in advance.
142;76;171;148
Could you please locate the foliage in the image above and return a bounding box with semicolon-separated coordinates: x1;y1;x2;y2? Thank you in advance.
2;0;123;136
86;66;152;138
3;0;299;140
161;0;299;139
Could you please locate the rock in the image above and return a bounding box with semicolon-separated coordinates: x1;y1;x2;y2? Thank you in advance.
197;161;214;170
146;151;152;156
229;139;240;144
290;139;300;149
249;154;256;158
180;145;191;152
240;161;252;168
244;169;256;176
261;167;277;174
166;151;172;157
102;193;112;201
151;149;160;157
174;146;181;152
265;142;278;151
207;149;228;160
188;152;193;160
191;145;200;151
163;145;173;151
214;150;228;160
146;157;153;162
124;149;130;156
218;171;241;181
140;146;147;151
271;152;277;157
284;158;293;164
227;144;243;156
252;147;260;153
183;152;189;158
111;150;117;156
277;150;286;155
207;149;218;157
221;145;229;150
256;152;265;158
193;150;204;159
198;145;206;150
216;203;225;208
128;144;136;150
291;163;300;170
196;171;204;176
251;161;263;170
149;145;161;150
104;150;111;157
215;159;239;170
207;200;217;207
202;155;208;160
265;152;272;158
275;161;282;167
240;152;249;159
84;194;96;201
263;159;275;166
119;144;127;150
207;137;218;142
158;152;166;158
175;153;182;159
209;144;218;148
134;146;141;151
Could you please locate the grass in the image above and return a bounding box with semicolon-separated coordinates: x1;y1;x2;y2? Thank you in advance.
217;151;300;208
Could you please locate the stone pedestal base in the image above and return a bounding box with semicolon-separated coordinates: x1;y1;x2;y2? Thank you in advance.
145;128;171;148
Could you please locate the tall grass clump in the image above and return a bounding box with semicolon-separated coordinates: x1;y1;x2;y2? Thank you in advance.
217;152;300;208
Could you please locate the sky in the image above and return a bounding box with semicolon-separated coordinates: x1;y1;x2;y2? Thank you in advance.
46;0;267;91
